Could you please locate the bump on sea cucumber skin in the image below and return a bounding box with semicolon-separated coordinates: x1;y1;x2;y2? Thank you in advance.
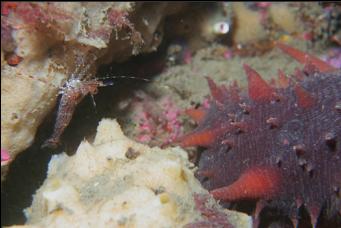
176;45;341;226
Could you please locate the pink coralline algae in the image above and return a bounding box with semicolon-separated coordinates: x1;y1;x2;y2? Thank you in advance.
183;48;193;65
1;148;11;166
132;94;184;146
162;97;183;142
5;2;74;32
1;2;74;56
255;2;272;8
19;3;73;25
1;2;17;16
321;48;341;69
223;49;233;60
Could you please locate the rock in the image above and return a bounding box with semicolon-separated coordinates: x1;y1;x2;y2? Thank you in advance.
1;2;186;180
10;119;252;228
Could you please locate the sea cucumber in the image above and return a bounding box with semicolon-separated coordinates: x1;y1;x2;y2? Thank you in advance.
175;43;341;227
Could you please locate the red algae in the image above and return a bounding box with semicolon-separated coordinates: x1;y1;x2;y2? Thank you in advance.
184;194;234;228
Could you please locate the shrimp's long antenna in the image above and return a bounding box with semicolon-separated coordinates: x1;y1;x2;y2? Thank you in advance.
99;75;151;82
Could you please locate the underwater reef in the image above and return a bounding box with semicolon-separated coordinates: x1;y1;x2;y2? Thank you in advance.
2;2;340;228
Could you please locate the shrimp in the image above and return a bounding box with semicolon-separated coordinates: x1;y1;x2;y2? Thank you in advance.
41;78;104;148
41;74;149;149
